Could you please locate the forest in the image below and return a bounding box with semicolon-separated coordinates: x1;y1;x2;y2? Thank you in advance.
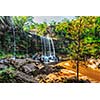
0;16;100;83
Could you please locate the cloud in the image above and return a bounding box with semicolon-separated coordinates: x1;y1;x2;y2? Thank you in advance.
33;16;75;24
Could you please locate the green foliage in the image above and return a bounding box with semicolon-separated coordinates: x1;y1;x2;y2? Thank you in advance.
65;16;100;59
55;22;68;38
0;66;15;82
36;22;48;36
0;16;100;60
13;16;34;32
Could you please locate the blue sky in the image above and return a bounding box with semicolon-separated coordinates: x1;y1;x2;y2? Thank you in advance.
33;16;75;24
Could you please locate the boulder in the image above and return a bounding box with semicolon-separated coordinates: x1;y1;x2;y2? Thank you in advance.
0;64;8;69
22;63;38;74
15;71;34;82
87;59;100;69
10;58;35;68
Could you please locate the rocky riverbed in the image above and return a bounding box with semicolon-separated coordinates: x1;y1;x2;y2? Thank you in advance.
0;58;99;83
0;58;64;83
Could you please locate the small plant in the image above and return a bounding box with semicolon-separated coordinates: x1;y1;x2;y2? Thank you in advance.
0;66;16;82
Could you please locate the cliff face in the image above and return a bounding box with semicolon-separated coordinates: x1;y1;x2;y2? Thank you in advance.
0;17;69;58
0;16;12;33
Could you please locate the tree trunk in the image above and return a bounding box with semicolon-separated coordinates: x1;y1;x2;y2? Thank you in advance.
76;18;82;82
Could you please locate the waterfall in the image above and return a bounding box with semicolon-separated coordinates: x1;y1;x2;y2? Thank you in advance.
48;38;52;56
50;38;55;57
43;37;47;56
11;17;16;60
40;36;44;55
39;35;57;63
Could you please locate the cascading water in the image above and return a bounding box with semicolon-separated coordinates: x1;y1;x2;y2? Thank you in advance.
30;31;58;63
48;37;51;56
44;37;47;56
50;38;55;57
39;36;58;63
40;36;44;55
11;17;16;60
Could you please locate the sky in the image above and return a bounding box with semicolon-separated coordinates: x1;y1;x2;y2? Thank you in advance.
33;16;75;24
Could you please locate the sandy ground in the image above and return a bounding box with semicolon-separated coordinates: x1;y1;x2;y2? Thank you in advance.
56;60;100;83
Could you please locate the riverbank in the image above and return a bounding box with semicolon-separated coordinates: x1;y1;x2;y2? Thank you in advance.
0;58;100;83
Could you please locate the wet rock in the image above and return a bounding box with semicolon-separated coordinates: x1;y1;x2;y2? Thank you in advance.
14;59;28;68
36;63;44;69
15;71;34;83
0;60;4;64
21;63;38;74
0;64;8;69
0;59;10;64
39;65;62;75
9;58;34;68
34;74;47;83
26;58;36;63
